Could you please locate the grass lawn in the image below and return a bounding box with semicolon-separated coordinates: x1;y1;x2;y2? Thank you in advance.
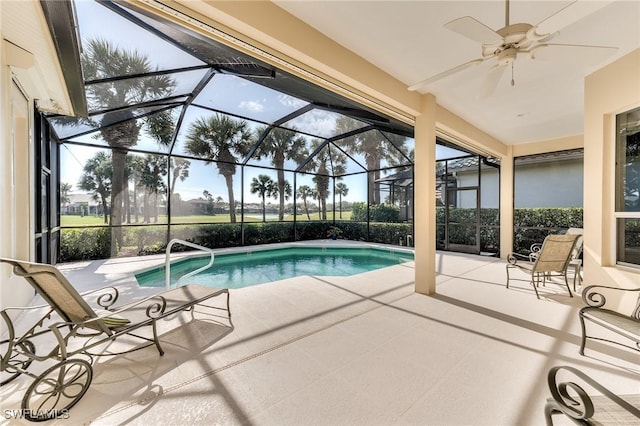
61;211;352;227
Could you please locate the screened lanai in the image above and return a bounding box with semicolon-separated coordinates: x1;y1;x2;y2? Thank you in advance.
41;0;416;263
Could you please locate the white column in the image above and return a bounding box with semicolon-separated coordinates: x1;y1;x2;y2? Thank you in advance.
500;146;514;259
414;94;437;295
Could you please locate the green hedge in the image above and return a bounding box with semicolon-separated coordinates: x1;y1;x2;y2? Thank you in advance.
296;221;333;241
435;207;500;253
61;219;416;261
435;207;584;254
61;207;596;261
60;227;111;261
351;202;400;222
513;208;583;254
171;224;242;249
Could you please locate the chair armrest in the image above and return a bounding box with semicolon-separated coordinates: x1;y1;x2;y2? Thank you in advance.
79;286;121;309
507;252;532;265
530;243;542;253
529;243;543;261
547;366;640;421
47;293;170;337
107;293;169;319
582;285;640;311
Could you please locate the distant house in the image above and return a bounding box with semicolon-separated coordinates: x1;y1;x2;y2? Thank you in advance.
437;149;583;209
62;193;104;216
188;198;211;215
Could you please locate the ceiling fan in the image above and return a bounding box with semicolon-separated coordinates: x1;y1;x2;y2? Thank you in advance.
408;0;618;97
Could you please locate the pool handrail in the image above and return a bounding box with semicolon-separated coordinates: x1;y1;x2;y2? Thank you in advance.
165;239;215;290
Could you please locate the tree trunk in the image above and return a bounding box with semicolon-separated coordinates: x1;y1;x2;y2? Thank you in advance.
321;197;327;220
303;198;310;220
153;192;158;223
133;180;139;223
339;195;342;219
143;192;150;223
277;166;285;220
101;195;108;224
224;173;236;223
373;159;381;204
124;183;130;224
110;150;126;257
261;195;266;222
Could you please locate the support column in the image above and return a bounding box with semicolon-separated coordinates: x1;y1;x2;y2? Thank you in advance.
500;146;514;259
414;94;437;295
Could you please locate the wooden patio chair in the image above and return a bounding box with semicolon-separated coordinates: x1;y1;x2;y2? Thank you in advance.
0;257;232;422
506;234;579;299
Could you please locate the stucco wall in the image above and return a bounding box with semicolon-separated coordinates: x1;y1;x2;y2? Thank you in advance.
0;56;36;311
514;159;583;208
583;48;640;300
455;158;583;209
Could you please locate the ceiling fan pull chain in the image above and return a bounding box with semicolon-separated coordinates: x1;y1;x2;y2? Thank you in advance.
511;62;515;87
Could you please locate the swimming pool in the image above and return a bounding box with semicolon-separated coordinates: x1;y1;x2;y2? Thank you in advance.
135;246;414;289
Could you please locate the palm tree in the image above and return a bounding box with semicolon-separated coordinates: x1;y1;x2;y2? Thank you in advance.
82;38;176;255
335;182;349;219
128;156;146;223
307;140;346;219
281;180;292;218
250;174;277;222
253;126;307;220
203;190;214;214
297;185;314;220
138;154;168;223
60;183;72;208
170;158;191;198
184;114;253;223
78;152;112;224
335;117;409;204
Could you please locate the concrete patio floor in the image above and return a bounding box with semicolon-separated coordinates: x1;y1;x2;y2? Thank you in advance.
1;242;638;425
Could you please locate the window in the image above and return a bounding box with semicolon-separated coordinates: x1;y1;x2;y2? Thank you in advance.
615;106;640;267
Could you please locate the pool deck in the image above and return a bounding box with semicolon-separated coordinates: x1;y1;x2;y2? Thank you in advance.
1;240;638;425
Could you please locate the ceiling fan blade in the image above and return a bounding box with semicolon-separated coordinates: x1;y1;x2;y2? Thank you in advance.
479;63;507;99
531;0;616;40
445;16;503;44
408;58;489;91
529;44;618;65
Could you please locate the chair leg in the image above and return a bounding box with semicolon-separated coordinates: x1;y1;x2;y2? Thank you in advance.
544;401;560;426
151;320;164;356
505;265;511;289
531;276;541;299
563;274;573;297
579;313;588;356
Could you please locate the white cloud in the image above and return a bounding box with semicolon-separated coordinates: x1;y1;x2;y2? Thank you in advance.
239;100;265;112
278;94;307;109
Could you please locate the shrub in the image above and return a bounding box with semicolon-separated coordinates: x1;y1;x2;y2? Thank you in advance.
171;223;242;249
351;203;367;222
350;203;400;222
244;222;294;246
296;221;329;241
369;223;413;244
513;208;583;254
334;221;367;241
60;227;111;261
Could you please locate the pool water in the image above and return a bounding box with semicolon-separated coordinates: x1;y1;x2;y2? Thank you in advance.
135;247;414;289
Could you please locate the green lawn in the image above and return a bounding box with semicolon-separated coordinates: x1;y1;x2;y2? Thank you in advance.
61;211;352;227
